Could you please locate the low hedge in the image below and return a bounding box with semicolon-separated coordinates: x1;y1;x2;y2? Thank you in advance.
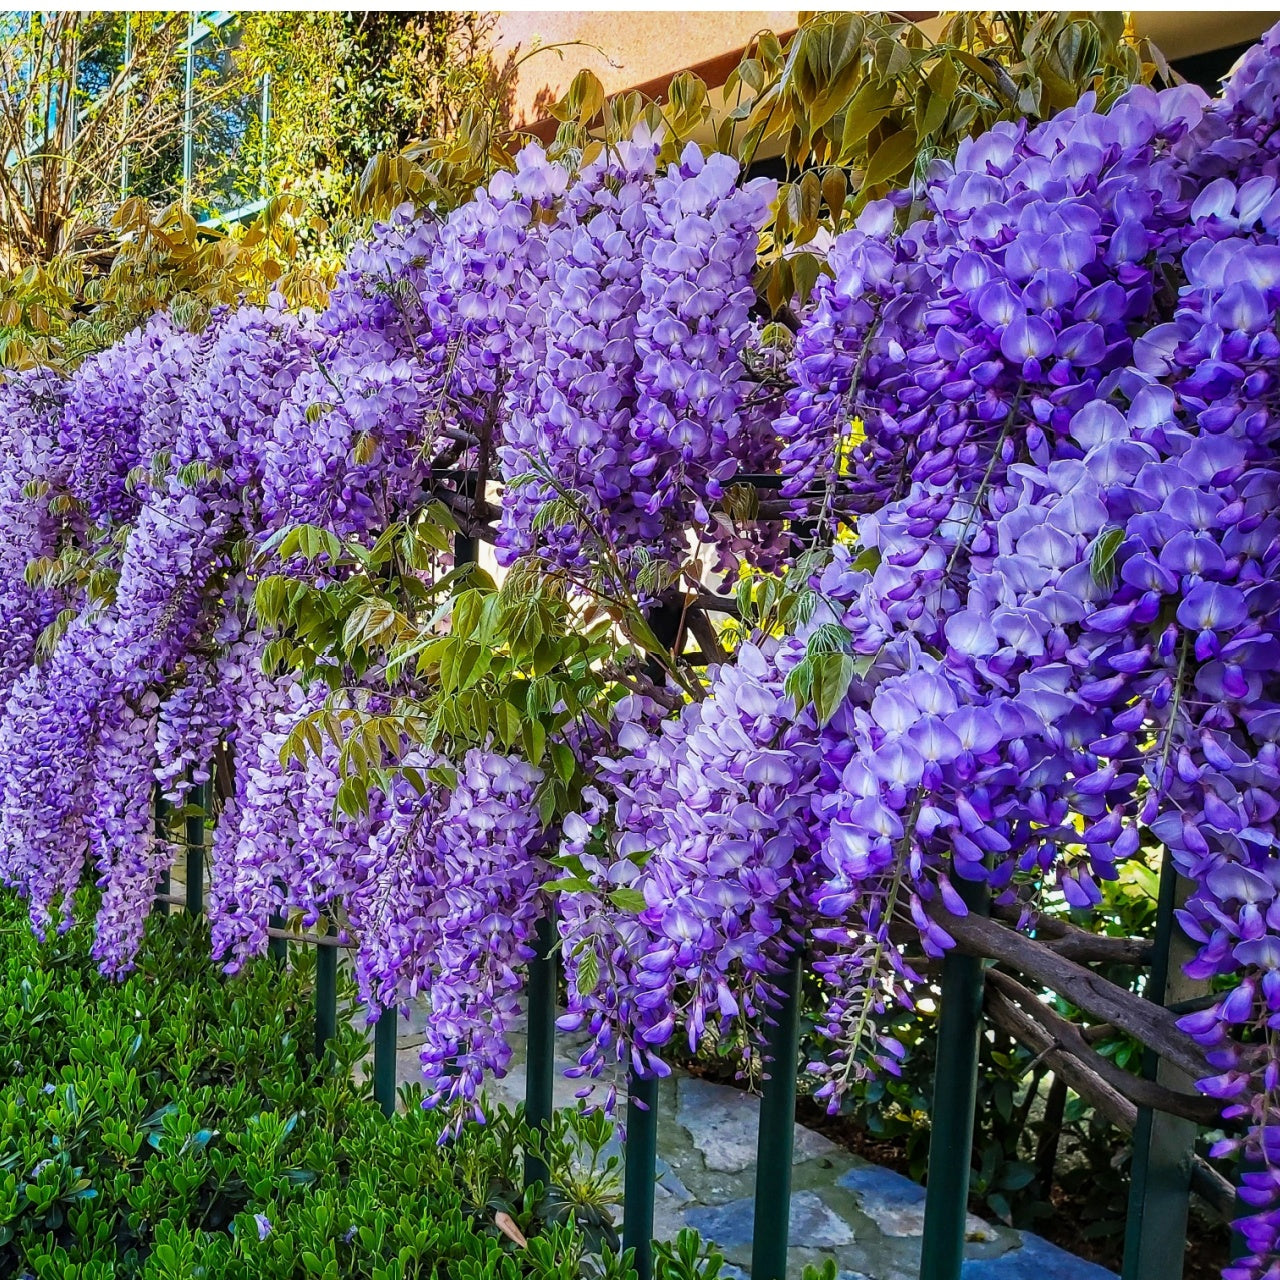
0;891;724;1280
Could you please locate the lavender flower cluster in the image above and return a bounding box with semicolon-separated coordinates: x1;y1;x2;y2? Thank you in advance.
495;130;780;583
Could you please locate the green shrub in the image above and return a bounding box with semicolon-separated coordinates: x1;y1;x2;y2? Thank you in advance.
0;891;720;1279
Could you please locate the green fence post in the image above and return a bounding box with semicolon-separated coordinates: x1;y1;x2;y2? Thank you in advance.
269;878;288;965
154;787;169;915
751;948;804;1280
524;911;558;1188
454;470;478;570
1122;854;1200;1280
920;876;989;1280
268;917;288;964
623;1071;659;1280
185;778;205;917
373;1005;398;1116
315;919;338;1069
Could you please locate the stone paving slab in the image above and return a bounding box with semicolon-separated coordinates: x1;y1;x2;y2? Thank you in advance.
678;1078;841;1171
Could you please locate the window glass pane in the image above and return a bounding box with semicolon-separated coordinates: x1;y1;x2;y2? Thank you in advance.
189;17;265;217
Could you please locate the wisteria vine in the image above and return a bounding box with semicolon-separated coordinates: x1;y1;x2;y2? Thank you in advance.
1;27;1280;1277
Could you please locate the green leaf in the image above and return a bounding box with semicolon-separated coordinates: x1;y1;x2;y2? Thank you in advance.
873;36;912;80
837;76;897;158
812;651;858;726
492;700;521;749
575;947;600;998
438;638;466;694
1089;525;1125;591
806;15;866;131
798;170;823;239
608;888;647;914
806;622;853;657
451;589;484;640
821;167;848;226
523;717;547;766
783;656;814;708
995;1162;1036;1192
553;68;605;125
538;785;557;827
551;742;576;785
863;128;916;189
426;765;458;791
336;775;368;819
791;251;823;305
546;877;595;895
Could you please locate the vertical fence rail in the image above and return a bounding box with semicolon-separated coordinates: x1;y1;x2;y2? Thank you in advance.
920;876;989;1280
154;788;169;914
315;919;338;1068
1123;856;1198;1280
618;589;689;1279
185;780;205;917
751;948;804;1280
623;1072;659;1280
524;910;557;1187
373;1007;398;1116
268;898;287;965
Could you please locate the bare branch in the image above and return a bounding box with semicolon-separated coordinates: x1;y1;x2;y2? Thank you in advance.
990;902;1154;965
684;605;728;667
694;589;741;618
984;979;1237;1221
985;969;1222;1125
934;904;1214;1083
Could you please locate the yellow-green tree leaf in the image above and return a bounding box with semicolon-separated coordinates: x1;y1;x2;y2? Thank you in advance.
863;128;916;189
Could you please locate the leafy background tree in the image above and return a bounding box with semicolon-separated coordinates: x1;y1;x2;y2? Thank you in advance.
235;12;516;225
0;10;1166;370
0;10;513;369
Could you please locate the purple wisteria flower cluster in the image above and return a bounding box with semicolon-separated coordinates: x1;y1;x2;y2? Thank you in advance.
496;130;779;584
0;369;64;699
3;28;1280;1277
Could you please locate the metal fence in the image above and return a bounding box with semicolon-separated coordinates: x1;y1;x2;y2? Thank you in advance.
147;470;1222;1280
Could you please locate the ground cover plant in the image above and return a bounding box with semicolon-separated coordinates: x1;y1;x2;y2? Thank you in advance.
0;888;733;1279
4;14;1280;1280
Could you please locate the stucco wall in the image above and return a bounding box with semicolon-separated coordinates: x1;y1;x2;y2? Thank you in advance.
493;11;799;126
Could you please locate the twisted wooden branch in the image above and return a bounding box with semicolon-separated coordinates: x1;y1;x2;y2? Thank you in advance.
990;902;1154;965
933;905;1214;1084
985;969;1222;1126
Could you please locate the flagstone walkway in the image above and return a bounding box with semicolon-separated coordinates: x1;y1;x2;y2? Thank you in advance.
367;1016;1117;1280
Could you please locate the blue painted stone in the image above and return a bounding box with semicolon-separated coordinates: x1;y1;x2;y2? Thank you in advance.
835;1164;1000;1243
837;1165;926;1208
960;1231;1117;1279
685;1191;856;1251
836;1165;932;1236
684;1198;755;1249
656;1160;693;1205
